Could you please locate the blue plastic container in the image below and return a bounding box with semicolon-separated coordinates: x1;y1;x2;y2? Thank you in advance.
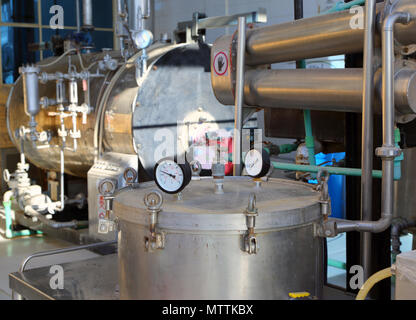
312;152;346;219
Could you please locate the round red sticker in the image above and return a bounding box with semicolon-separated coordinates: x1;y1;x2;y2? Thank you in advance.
214;52;228;76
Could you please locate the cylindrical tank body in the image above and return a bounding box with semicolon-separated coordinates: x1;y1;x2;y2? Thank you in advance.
6;43;234;177
114;177;325;300
223;2;416;66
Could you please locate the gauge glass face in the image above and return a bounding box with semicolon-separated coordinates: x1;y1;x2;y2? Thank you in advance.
245;149;263;177
155;160;185;193
133;30;153;49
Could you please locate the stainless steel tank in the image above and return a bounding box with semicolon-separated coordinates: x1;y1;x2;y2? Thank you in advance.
6;43;234;177
114;177;325;300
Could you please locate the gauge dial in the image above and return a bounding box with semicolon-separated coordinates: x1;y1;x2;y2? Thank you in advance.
154;158;192;194
133;29;154;50
244;149;271;178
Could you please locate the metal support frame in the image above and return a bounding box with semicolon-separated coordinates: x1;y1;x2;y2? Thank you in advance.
361;0;377;282
321;11;412;237
233;17;246;176
12;240;117;300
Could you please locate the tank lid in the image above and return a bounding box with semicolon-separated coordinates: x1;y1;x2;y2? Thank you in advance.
114;177;321;232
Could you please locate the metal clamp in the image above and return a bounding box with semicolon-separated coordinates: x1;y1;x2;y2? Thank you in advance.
243;193;259;254
316;169;331;219
190;160;202;179
144;191;165;251
98;179;117;234
375;145;402;159
123;167;138;186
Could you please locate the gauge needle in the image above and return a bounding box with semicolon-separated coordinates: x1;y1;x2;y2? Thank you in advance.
161;171;177;179
249;159;259;168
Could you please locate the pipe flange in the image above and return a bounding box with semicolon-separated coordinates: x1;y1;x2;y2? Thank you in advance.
19;65;40;75
375;146;402;159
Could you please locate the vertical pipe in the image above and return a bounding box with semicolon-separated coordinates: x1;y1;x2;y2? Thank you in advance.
76;0;81;33
294;0;316;166
333;12;411;235
82;0;93;29
233;17;246;176
361;0;376;282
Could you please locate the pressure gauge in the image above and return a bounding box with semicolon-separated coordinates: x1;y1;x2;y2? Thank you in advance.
133;29;154;50
244;149;271;178
154;158;192;194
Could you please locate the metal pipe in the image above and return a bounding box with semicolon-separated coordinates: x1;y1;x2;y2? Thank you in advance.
82;0;93;31
233;17;246;176
19;240;117;273
361;0;376;282
76;0;81;33
58;147;65;211
241;68;416;114
223;3;415;66
332;12;412;235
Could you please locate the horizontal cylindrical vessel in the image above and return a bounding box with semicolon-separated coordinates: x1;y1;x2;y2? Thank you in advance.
114;177;325;300
213;67;416;115
213;2;416;67
6;43;234;177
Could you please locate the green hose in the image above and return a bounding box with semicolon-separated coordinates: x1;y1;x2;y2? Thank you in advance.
324;0;365;14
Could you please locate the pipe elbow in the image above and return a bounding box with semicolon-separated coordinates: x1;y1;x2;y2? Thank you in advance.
383;12;412;32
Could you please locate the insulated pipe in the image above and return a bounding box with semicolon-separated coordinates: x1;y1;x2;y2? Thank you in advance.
333;12;412;235
241;68;416;114
361;0;376;282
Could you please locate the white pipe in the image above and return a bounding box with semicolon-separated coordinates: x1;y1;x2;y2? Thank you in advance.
3;191;13;203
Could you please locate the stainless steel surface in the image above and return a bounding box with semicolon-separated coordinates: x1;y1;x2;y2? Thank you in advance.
9;254;118;300
21;66;40;118
7;43;233;178
7;51;124;177
87;152;138;241
233;68;416;114
383;0;416;48
82;0;93;30
19;240;117;273
233;17;246;176
114;177;324;300
213;3;415;66
176;8;267;33
132;43;235;174
333;12;412;235
361;0;376;282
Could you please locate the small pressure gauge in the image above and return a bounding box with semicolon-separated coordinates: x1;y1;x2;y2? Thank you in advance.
244;149;271;178
154;158;192;194
133;29;154;50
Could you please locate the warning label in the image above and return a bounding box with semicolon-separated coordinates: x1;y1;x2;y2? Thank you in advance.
213;51;228;76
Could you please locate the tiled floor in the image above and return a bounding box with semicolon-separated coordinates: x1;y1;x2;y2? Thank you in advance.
0;235;99;300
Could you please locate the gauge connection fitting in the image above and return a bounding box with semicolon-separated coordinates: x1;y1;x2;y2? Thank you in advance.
144;191;165;252
244;193;259;255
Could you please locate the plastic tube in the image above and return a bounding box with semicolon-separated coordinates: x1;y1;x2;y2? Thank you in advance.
324;0;365;14
272;161;389;179
356;267;393;300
